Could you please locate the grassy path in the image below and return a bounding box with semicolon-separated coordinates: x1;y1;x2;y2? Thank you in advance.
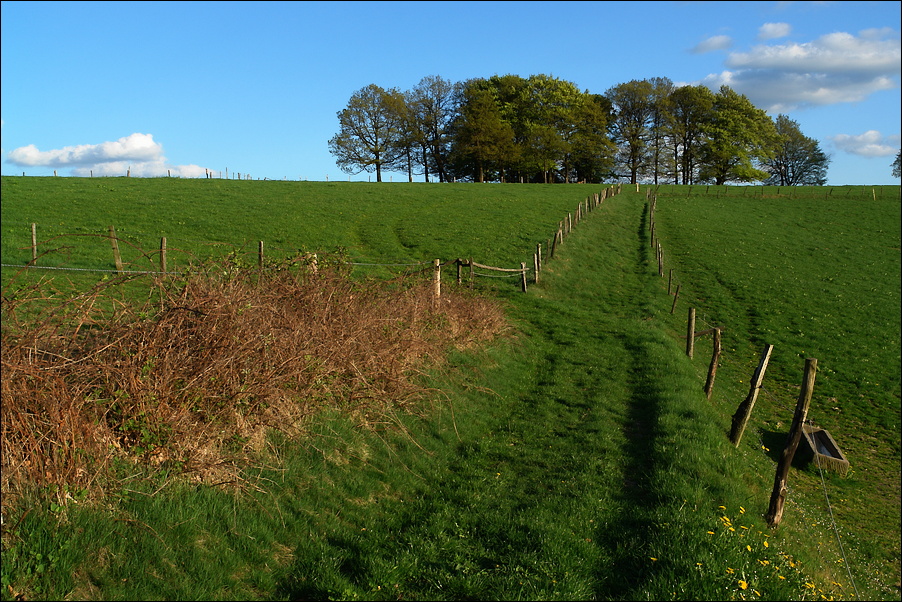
267;193;754;600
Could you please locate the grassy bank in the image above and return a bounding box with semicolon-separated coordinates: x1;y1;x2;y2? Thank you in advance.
1;178;899;600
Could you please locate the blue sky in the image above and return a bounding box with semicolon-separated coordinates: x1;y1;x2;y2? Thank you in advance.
2;0;900;185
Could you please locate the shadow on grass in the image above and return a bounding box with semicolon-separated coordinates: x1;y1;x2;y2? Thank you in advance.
591;327;665;600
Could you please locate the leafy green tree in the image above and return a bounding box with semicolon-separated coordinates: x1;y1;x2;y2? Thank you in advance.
448;85;516;183
328;84;407;182
664;85;715;185
568;93;616;183
762;115;830;186
699;86;777;185
480;74;531;180
521;75;585;182
892;150;901;178
605;79;655;184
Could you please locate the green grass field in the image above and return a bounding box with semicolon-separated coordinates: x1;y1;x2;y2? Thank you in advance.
1;177;899;601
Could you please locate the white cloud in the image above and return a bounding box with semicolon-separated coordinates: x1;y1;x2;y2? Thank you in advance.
690;35;733;54
829;131;901;157
697;28;901;112
727;31;900;74
5;133;209;177
758;22;791;41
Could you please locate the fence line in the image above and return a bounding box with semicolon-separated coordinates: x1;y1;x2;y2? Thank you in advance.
648;188;858;592
7;183;624;294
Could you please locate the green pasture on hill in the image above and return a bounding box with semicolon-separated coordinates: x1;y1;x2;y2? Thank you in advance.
0;177;604;277
0;177;899;601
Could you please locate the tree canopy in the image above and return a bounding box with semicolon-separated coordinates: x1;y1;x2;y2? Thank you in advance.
329;74;831;186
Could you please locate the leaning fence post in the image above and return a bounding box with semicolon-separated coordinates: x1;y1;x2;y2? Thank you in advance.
686;307;696;358
520;262;527;292
160;237;167;273
31;223;37;263
704;327;722;399
766;358;818;528
670;284;681;314
730;344;774;446
108;225;123;273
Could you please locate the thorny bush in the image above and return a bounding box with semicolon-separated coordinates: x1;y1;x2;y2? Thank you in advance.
0;256;508;514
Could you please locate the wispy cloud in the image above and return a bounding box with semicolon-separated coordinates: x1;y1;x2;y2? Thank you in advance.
698;27;901;112
758;22;791;41
690;34;733;54
829;130;901;157
5;133;209;177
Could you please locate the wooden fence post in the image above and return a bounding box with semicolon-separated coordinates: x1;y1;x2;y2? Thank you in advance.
668;268;673;294
533;253;539;284
670;284;681;314
456;258;462;285
686;307;695;358
730;344;774;446
108;225;123;273
704;327;722;399
657;243;663;277
536;243;542;275
31;223;37;263
258;240;264;270
521;262;528;292
433;258;441;301
765;358;818;528
469;257;474;289
160;237;167;273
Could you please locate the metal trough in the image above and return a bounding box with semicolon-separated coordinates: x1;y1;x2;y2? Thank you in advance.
802;424;850;476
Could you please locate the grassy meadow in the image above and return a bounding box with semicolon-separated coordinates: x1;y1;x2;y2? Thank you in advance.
0;176;899;601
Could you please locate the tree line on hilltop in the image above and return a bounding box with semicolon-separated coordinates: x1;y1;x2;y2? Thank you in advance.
328;74;831;186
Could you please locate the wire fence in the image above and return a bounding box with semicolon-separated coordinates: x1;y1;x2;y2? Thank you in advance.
649;188;860;595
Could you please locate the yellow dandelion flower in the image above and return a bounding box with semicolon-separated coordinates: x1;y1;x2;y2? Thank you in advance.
726;568;735;574
738;580;748;590
746;545;752;552
759;559;770;566
763;540;769;547
804;582;816;589
740;525;749;530
729;527;736;532
779;575;786;580
719;505;727;510
739;506;746;514
707;531;715;535
650;557;658;562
